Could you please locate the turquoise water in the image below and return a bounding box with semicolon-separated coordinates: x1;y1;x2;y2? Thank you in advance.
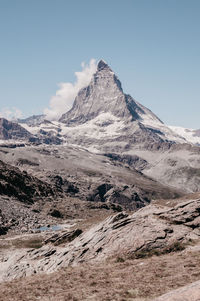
35;225;62;232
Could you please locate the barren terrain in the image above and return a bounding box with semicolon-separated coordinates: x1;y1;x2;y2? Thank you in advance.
0;243;200;301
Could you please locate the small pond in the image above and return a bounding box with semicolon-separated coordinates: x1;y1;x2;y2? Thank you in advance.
35;225;63;232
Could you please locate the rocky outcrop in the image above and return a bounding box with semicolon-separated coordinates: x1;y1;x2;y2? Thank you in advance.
2;198;200;281
86;183;150;210
44;229;83;246
104;153;149;171
0;160;57;203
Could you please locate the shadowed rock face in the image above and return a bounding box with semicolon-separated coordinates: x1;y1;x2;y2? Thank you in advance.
0;160;57;203
2;198;200;281
0;118;32;140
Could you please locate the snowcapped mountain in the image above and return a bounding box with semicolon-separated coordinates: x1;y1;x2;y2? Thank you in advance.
2;59;198;150
59;60;163;126
56;59;185;151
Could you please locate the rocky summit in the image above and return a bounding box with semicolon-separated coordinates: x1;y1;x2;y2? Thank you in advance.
59;60;162;125
58;60;184;151
0;59;200;300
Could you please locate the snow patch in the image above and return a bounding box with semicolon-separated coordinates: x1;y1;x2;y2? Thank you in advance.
60;113;125;139
169;126;200;145
20;122;61;135
140;113;186;143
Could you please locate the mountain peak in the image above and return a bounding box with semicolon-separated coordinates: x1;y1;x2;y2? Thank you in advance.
59;60;162;128
97;59;111;71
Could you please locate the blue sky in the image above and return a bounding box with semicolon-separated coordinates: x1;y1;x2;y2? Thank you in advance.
0;0;199;128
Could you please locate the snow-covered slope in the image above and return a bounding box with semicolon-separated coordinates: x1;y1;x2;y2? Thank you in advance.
169;126;200;145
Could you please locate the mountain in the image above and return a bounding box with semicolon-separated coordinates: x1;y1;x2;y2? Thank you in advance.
1;60;198;149
59;60;185;149
60;60;162;125
0;60;199;193
0;143;181;210
11;60;197;150
0;118;32;141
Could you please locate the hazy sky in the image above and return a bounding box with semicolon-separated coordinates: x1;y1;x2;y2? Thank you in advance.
0;0;199;128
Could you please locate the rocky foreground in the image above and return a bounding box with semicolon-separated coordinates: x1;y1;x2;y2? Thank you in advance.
1;198;200;282
0;198;200;300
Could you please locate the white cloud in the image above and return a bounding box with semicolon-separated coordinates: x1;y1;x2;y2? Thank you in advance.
0;107;23;120
44;59;97;121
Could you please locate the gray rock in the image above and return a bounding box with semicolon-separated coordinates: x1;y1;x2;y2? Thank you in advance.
44;229;82;245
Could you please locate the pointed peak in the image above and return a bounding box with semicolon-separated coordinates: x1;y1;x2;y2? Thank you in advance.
97;59;112;71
